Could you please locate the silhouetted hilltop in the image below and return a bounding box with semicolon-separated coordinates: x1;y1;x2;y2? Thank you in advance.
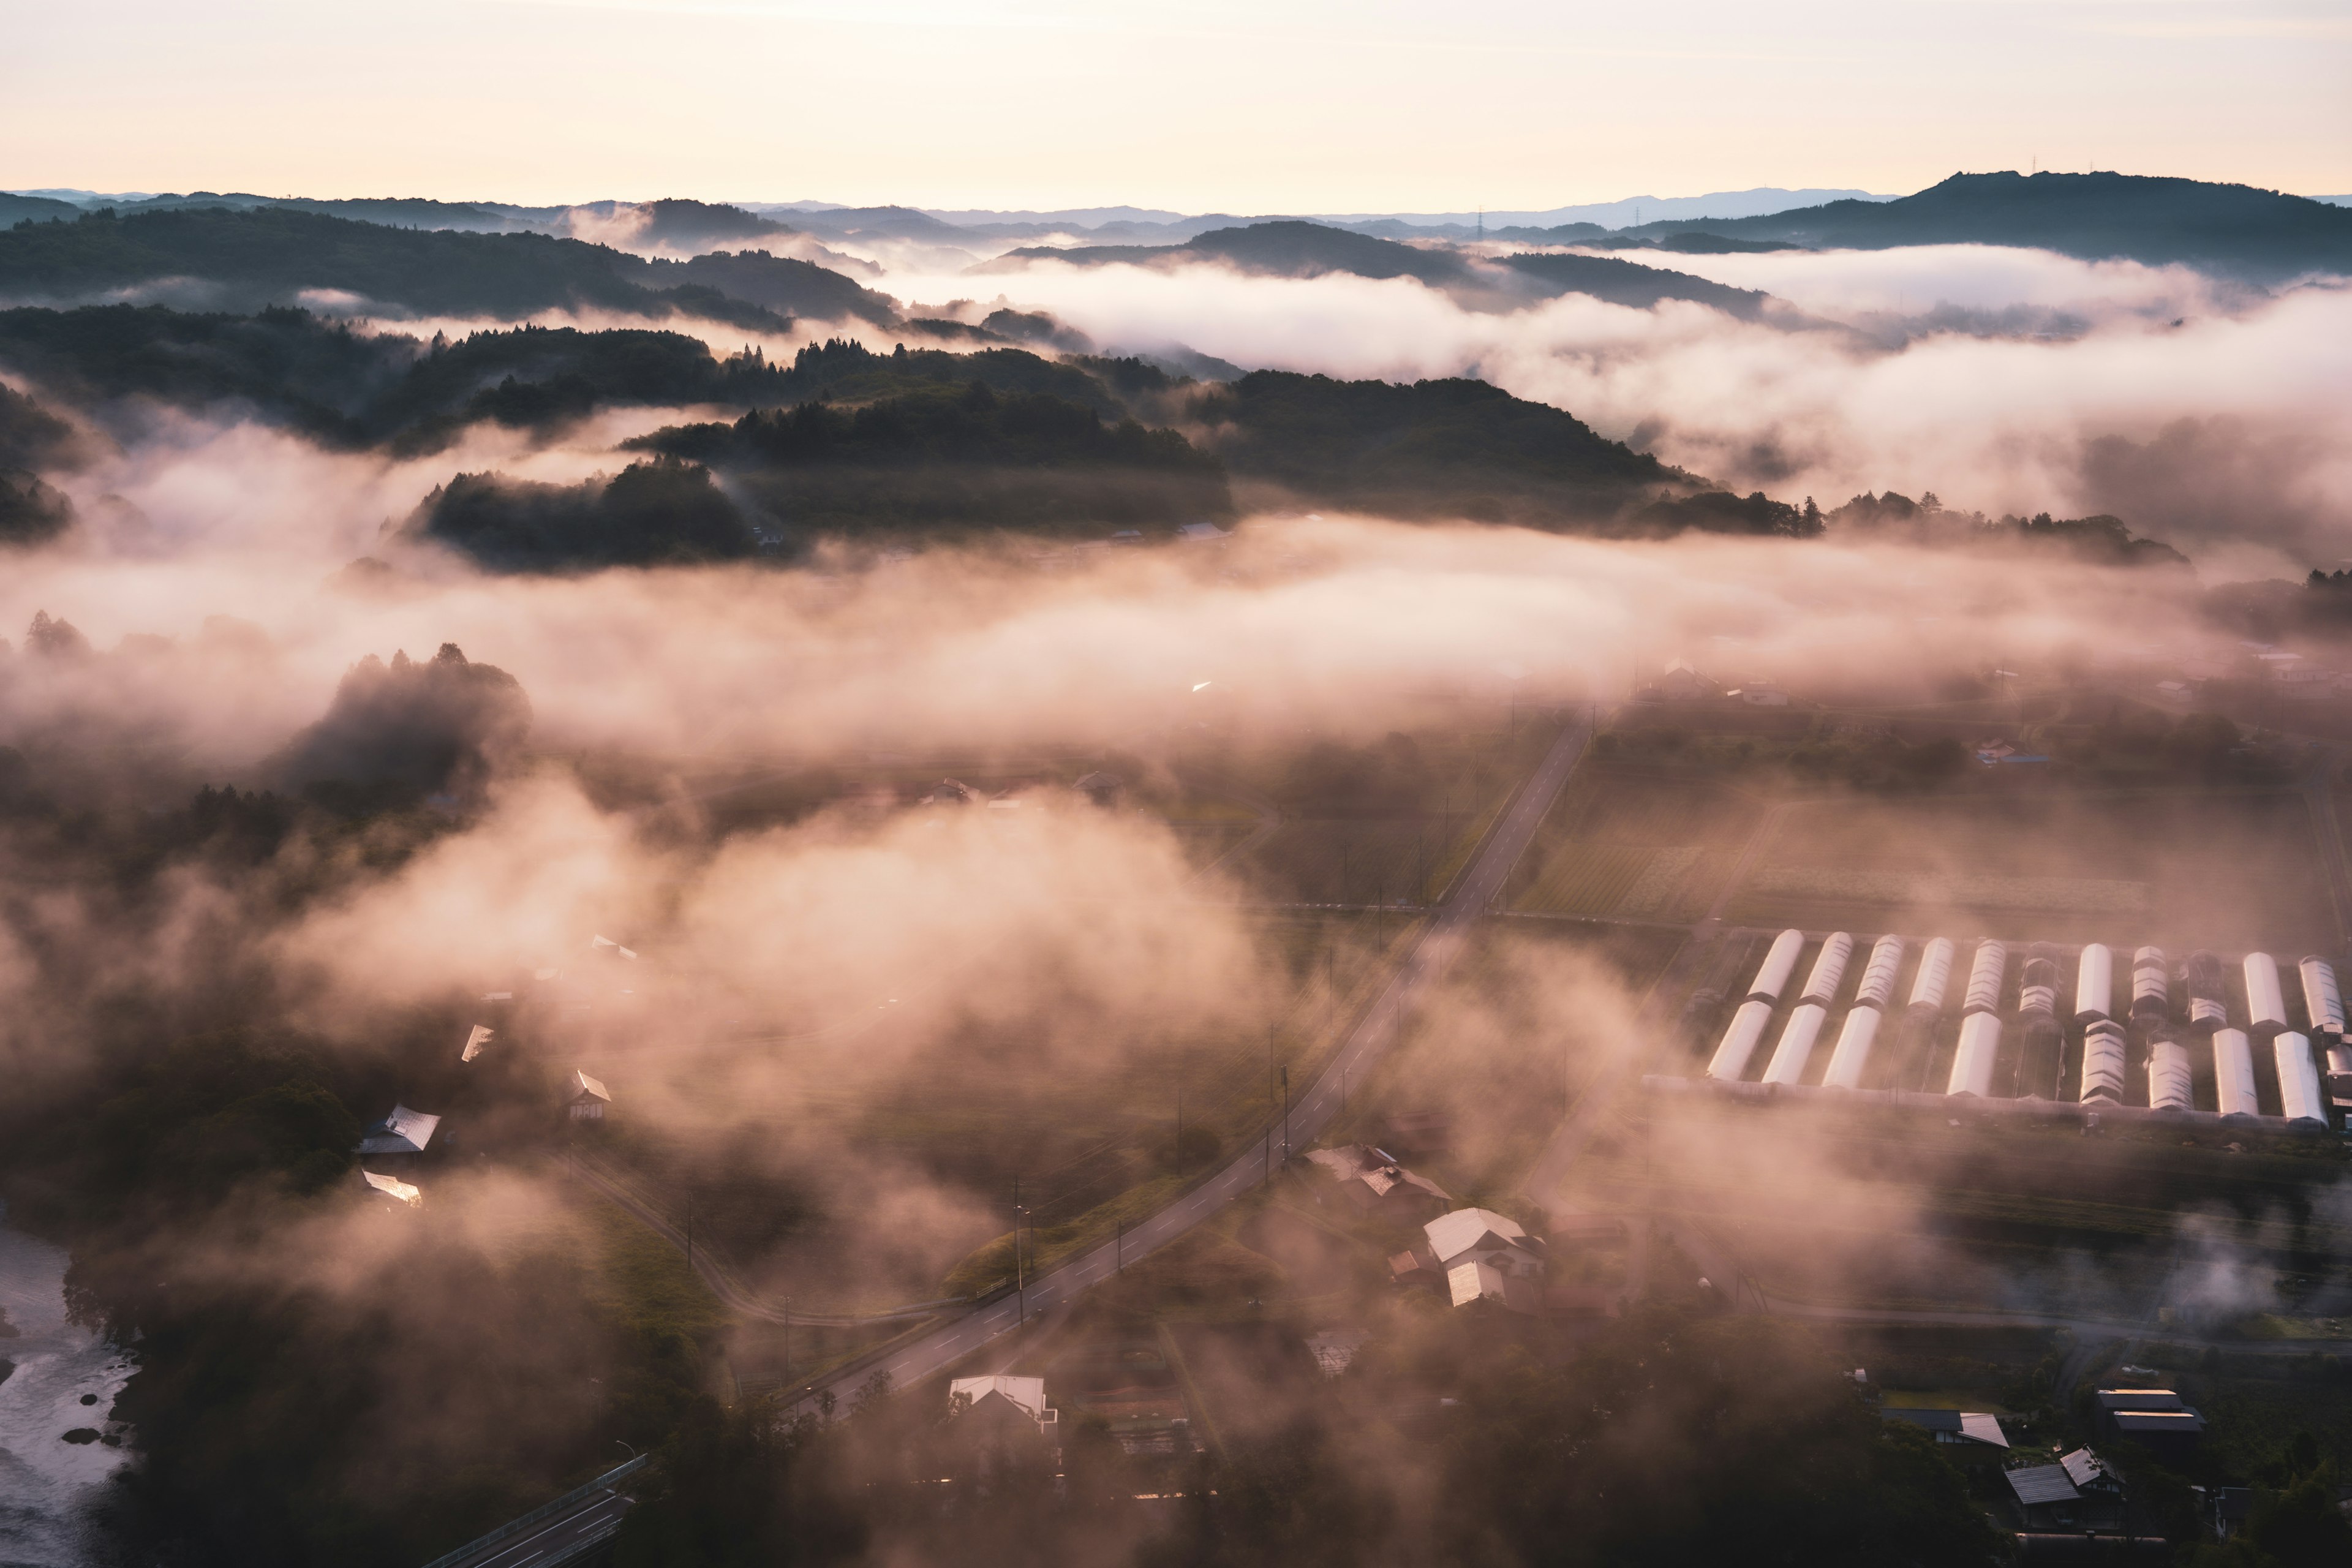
1626;172;2352;281
275;643;532;797
0;383;88;471
638;249;898;324
623;381;1229;543
1008;221;1777;316
0;208;885;328
405;458;755;572
1;192;84;227
1008;220;1472;288
630;380;1216;474
1494;253;1770;318
0;469;75;545
0;310;1118;451
1195;371;1705;528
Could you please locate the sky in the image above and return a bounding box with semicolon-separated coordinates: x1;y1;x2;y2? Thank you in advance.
2;0;2348;211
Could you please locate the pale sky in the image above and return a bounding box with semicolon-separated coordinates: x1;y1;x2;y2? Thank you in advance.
4;0;2346;211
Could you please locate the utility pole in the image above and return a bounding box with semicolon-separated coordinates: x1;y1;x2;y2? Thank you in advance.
1013;1177;1025;1322
1281;1065;1291;1166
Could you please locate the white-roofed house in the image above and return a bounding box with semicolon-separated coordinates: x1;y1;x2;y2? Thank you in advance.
1423;1207;1548;1314
567;1071;613;1121
356;1104;440;1157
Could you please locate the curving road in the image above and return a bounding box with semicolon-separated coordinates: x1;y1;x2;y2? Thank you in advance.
785;712;1597;1416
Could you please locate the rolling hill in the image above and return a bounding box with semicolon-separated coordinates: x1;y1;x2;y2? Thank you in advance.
1621;172;2352;281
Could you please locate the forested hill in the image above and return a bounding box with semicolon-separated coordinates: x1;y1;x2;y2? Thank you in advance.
1624;172;2352;281
1005;220;1778;317
1194;371;1804;535
0;207;899;328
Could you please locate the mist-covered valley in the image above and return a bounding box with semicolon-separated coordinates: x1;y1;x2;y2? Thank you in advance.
2;164;2351;1568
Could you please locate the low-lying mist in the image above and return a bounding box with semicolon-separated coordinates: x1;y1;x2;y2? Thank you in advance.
911;247;2352;567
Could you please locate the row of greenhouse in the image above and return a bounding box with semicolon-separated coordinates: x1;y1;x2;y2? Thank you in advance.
1689;930;2349;1130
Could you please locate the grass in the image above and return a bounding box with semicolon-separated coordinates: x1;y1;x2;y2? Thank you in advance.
1722;789;2334;949
578;1193;732;1343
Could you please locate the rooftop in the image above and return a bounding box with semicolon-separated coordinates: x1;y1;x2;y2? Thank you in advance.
1423;1207;1540;1267
356;1103;440;1156
950;1374;1055;1424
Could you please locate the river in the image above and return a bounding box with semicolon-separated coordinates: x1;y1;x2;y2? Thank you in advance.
0;1208;135;1567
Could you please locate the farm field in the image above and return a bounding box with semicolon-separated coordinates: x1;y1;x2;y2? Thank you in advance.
1509;767;1766;920
592;907;1417;1311
1721;790;2337;950
1320;917;1687;1207
1223;717;1559;905
1238;814;1477;904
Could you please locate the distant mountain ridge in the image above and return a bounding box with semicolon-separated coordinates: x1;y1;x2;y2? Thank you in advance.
1615;171;2352;281
1000;221;1774;318
0;207;895;329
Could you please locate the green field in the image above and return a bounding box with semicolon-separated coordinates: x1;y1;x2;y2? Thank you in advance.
1722;790;2337;949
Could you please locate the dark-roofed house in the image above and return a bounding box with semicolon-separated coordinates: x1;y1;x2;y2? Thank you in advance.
357;1104;440;1156
1883;1409;2011;1450
2095;1387;2206;1460
1074;771;1121;807
1304;1144;1452;1226
2004;1447;2125;1532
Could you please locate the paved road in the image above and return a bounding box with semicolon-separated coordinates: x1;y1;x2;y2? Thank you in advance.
438;1490;633;1568
786;713;1597;1416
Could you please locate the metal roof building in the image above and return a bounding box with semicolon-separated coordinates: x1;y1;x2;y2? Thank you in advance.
357;1104;440;1156
1882;1408;2010;1448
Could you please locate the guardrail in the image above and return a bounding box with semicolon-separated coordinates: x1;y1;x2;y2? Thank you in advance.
419;1453;650;1568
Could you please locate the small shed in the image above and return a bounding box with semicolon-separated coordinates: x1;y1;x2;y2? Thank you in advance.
1303;1145;1451;1226
567;1070;613;1121
357;1104;440;1156
1074;771;1122;807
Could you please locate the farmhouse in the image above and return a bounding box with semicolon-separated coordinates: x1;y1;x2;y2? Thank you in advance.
1424;1207;1548;1313
356;1104;440;1157
567;1071;613;1121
